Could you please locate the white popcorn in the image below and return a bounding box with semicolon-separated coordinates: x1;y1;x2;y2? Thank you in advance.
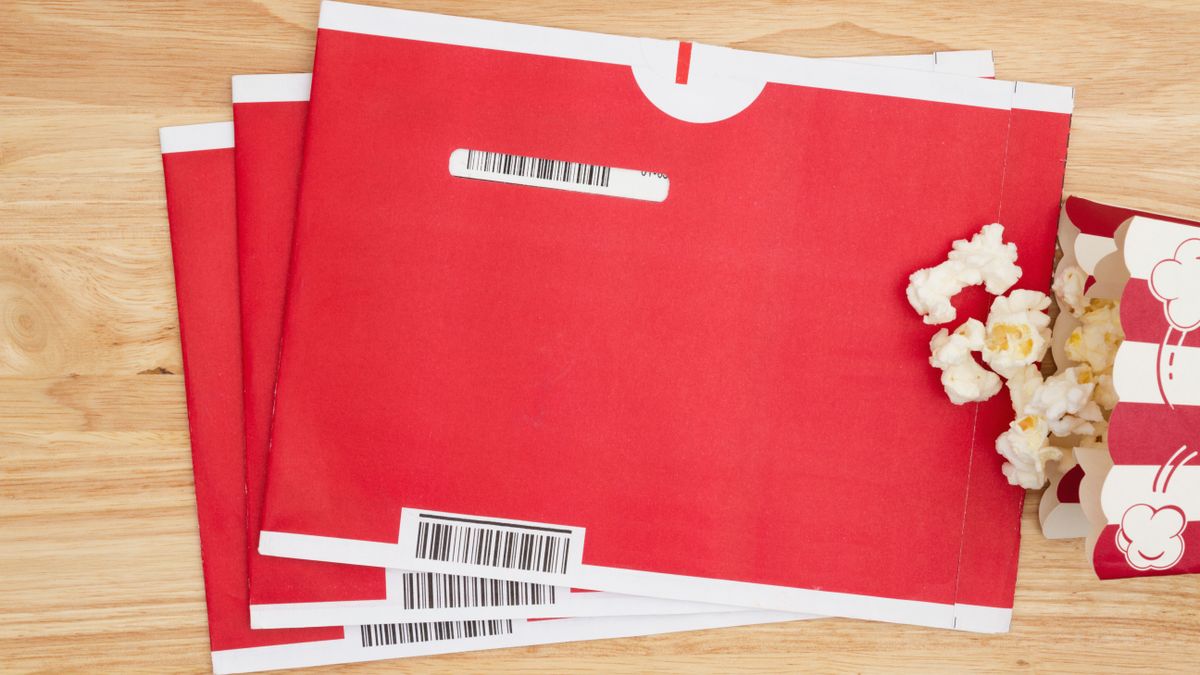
929;319;1001;404
906;261;973;325
926;317;1003;401
981;290;1052;378
904;225;1114;491
1047;401;1104;437
1052;262;1088;318
998;365;1104;484
1025;366;1096;423
1057;299;1122;417
1093;372;1118;411
1065;299;1123;374
929;318;985;367
989;300;1117;488
940;363;1003;405
906;224;1021;325
1005;364;1043;416
946;223;1021;295
997;415;1061;489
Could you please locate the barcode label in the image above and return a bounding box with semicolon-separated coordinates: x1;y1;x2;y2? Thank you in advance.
465;149;612;188
398;572;557;608
449;148;669;202
358;620;514;647
398;508;585;583
416;518;570;574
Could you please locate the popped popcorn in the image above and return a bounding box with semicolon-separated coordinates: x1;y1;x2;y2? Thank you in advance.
1093;372;1118;411
1047;402;1104;437
906;223;1021;325
906;261;973;325
1052;262;1088;318
947;223;1021;295
904;223;1119;491
981;290;1052;379
1065;299;1124;374
1005;364;1043;416
928;319;1001;404
940;363;1003;406
1002;365;1100;484
997;415;1061;489
1024;366;1096;423
929;318;986;367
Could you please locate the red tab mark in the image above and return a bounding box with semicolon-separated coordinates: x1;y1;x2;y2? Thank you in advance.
675;41;693;85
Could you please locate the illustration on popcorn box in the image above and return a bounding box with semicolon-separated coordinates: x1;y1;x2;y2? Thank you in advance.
1049;196;1200;579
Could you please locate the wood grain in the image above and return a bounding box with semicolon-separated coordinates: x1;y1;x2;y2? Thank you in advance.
2;1;1198;672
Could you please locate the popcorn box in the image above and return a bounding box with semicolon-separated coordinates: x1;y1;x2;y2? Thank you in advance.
1093;214;1200;578
1040;197;1200;577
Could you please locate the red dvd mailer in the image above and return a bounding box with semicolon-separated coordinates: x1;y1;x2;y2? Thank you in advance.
259;2;1074;632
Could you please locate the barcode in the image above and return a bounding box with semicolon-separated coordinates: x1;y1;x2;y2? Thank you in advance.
359;620;513;647
415;515;572;575
448;147;668;202
464;149;612;188
399;572;556;608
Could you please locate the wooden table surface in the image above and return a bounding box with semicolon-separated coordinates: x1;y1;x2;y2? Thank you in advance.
2;1;1199;672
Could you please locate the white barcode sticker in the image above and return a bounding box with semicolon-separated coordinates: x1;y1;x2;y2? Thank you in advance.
397;508;585;584
385;570;563;609
449;148;669;202
356;619;516;648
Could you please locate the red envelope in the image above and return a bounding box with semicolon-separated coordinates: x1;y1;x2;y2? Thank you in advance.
259;2;1073;631
236;48;1000;630
163;120;812;674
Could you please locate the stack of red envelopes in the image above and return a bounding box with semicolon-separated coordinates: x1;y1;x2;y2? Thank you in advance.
159;3;1074;672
